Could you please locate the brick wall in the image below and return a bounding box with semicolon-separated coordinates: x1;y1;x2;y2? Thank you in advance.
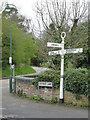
16;79;88;105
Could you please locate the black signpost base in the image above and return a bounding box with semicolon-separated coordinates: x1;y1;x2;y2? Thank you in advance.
59;99;64;103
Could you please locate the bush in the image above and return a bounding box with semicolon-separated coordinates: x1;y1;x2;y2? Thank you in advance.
64;68;89;99
67;101;74;106
29;95;35;100
34;96;41;101
32;70;60;89
50;97;58;104
29;95;41;103
78;103;88;107
22;93;27;98
32;68;89;100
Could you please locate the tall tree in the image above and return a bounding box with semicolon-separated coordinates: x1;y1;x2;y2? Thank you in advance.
32;0;88;69
2;9;37;68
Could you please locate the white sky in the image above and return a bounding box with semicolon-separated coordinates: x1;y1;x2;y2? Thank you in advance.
1;0;87;19
0;0;88;36
6;0;40;20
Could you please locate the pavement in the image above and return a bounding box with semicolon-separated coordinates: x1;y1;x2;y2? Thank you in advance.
0;67;89;119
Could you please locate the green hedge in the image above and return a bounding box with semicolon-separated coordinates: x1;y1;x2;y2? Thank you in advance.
32;70;60;89
32;68;89;99
64;68;89;99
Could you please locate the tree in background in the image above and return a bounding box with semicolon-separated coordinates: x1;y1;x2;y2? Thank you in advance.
32;0;88;69
2;8;37;69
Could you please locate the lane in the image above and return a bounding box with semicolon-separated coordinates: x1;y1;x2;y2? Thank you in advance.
2;79;88;118
32;67;50;73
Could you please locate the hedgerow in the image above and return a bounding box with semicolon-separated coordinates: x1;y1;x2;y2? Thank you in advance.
32;68;89;100
64;68;89;100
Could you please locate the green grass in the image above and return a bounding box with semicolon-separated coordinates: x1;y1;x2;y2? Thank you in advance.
2;65;36;77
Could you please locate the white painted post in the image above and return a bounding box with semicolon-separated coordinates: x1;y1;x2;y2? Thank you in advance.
59;32;66;103
12;64;15;93
60;55;64;103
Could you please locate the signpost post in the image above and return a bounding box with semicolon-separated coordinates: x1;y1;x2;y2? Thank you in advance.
47;32;83;103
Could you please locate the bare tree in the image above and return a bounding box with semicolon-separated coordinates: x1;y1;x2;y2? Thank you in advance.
31;0;88;68
33;0;88;37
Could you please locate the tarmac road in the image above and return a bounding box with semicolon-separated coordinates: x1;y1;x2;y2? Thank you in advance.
0;67;89;119
1;80;88;119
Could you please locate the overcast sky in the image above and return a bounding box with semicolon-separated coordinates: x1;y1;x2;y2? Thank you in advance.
6;0;40;20
0;0;88;36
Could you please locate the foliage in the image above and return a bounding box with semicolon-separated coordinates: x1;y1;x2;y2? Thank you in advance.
2;12;37;68
34;96;41;101
33;0;88;69
35;20;88;69
74;94;82;100
2;65;36;77
32;70;60;89
50;97;58;104
64;68;89;99
78;103;88;107
67;22;89;68
29;95;41;103
32;68;89;99
67;101;74;106
22;93;27;98
29;95;35;100
31;56;43;66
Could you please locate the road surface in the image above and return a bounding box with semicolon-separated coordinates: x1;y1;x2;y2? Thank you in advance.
0;67;88;119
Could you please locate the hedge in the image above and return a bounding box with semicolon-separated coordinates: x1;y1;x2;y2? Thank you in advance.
64;68;89;100
32;70;60;89
32;68;89;100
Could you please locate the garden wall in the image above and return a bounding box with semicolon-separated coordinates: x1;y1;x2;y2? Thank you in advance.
15;78;88;105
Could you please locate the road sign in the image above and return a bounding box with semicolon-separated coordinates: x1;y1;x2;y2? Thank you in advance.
48;50;61;55
64;48;83;54
47;42;63;48
39;82;52;87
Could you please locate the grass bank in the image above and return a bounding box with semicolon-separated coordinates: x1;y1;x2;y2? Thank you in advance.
2;65;36;77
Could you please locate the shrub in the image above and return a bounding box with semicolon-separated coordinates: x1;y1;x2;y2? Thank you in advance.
22;93;27;98
64;68;89;99
67;101;73;106
29;95;41;103
74;94;82;100
32;68;89;99
29;95;35;100
32;70;60;89
34;96;41;101
78;103;88;107
50;97;58;104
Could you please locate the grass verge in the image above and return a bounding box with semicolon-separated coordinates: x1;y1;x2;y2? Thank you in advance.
2;65;36;77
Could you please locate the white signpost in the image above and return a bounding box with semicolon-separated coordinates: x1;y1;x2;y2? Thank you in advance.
47;32;83;103
48;48;83;56
48;50;61;56
47;42;63;48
